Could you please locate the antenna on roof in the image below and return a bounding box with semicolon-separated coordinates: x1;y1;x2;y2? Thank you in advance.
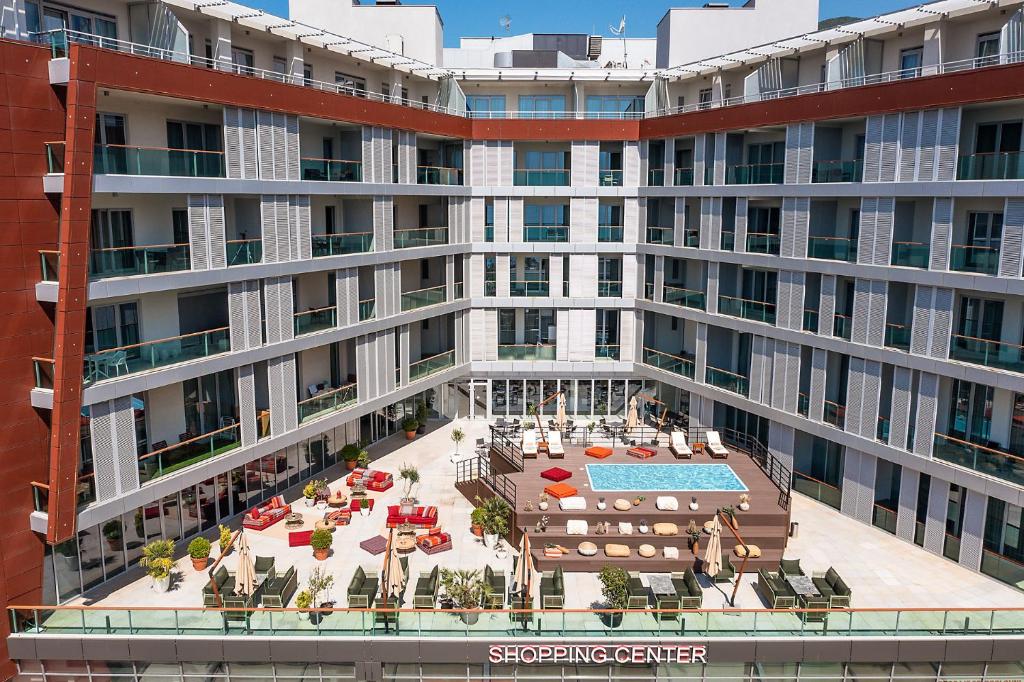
609;15;627;67
499;15;512;33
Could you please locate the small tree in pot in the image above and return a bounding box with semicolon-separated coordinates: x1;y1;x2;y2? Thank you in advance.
310;528;333;561
439;568;492;625
218;525;233;556
188;537;212;571
341;443;361;471
399;463;420;504
140;539;175;593
402;417;419;441
450;427;465;460
302;480;320;507
415;401;428;434
598;565;630;628
477;495;511;549
470;506;486;537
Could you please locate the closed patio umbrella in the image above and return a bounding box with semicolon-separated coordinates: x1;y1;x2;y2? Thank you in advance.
625;396;639;433
513;531;535;605
382;529;405;603
555;393;567;431
703;515;723;579
234;531;256;597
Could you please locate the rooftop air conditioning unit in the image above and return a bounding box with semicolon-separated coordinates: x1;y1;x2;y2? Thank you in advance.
588;35;602;61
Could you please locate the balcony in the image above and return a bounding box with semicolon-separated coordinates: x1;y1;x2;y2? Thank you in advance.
957;152;1024;180
823;400;847;429
509;280;549;297
807;236;856;262
705;366;749;396
497;344;556;361
401;285;446;311
394;227;448;249
32;357;54;390
299;158;362;182
718;295;776;325
803;309;819;332
663;286;706;311
598;281;622;297
833;315;852;340
598;225;623;242
648;169;665;186
720;231;735;251
798;392;809;417
884;323;911;351
513;169;570;186
44;141;64;173
950;245;1000;275
674;168;694;186
891;242;930;268
949;334;1024;372
359;299;376;321
811;160;864;183
643;347;695;379
138;423;241;484
83;328;230;384
227;239;262;266
646;226;673;245
599;169;623;187
877;416;890;444
38;251;59;282
93;144;225;177
409;349;455;382
745;232;780;255
793;472;841;510
298;383;357;423
417;166;463;185
523;226;569;243
683;229;700;248
294;306;336;336
726;163;783;185
595;344;620;360
933;433;1024;487
89;244;190;278
311;232;373;256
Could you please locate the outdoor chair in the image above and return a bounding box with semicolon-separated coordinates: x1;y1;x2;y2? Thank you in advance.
347;566;380;608
539;566;565;609
627;572;648;609
705;431;729;458
670;568;703;609
779;558;803;578
756;569;796;609
714;554;736;583
261;566;297;608
413;565;439;609
203;566;235;607
669;430;692;459
484;565;506;608
812;567;852;608
254;555;276;579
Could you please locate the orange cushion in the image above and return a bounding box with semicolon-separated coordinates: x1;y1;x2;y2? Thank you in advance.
544;482;578;499
585;447;613;459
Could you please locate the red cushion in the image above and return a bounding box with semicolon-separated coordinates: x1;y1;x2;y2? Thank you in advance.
544;482;578;499
248;508;260;520
352;499;361;511
585;446;613;459
540;467;572;483
373;471;386;482
289;530;314;547
428;527;441;536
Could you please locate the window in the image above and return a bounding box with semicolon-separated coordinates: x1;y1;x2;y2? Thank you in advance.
466;95;506;119
335;72;366;97
484;199;494;242
1011;393;1024;455
230;47;253;74
172;209;188;245
747;141;784;166
957;296;1003;341
498;310;515;344
948;379;994;443
976;32;1001;67
86;302;139;354
518;95;566;119
697;88;712;110
899;47;923;79
524;204;568;226
420;259;429;280
204;39;213;68
598;202;622;227
94;113;126;174
303;63;313;85
584;95;644;119
381;83;391;102
975;121;1023;155
967;211;1003;250
272;56;287;81
676;95;685;111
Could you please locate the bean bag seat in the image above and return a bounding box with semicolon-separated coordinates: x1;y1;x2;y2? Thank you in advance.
544;482;578;499
613;498;632;511
566;520;589;536
578;541;598;557
618;522;633;535
558;496;586;511
656;496;679;511
653;523;678;536
627;447;657;459
604;543;631;558
541;467;572;483
288;530;314;547
326;509;352;526
359;535;387;555
638;544;657;558
585;446;613;459
734;544;762;558
417;528;453;555
663;546;680;559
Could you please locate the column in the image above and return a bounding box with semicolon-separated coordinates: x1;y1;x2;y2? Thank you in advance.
895;468;920;543
267;354;298;437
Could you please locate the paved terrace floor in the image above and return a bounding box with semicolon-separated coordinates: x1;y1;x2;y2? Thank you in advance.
66;419;1024;615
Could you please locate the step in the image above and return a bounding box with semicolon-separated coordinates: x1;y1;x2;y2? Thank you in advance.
532;548;784;573
530;529;788;551
517;508;787;526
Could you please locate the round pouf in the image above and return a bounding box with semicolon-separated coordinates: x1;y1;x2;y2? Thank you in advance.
613;498;632;511
578;541;598;557
315;519;337;533
734;543;762;558
638;544;656;558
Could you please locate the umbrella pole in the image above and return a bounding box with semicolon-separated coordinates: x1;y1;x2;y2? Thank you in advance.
381;529;393;632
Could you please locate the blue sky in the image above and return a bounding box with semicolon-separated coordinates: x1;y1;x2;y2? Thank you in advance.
250;0;919;47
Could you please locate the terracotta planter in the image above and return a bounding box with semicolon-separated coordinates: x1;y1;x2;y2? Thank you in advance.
313;547;330;561
405;430;416;440
471;523;483;537
345;460;358;471
191;556;209;571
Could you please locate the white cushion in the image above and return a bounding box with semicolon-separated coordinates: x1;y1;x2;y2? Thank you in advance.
558;496;587;511
578;542;598;556
618;522;633;535
663;546;680;560
565;518;589;532
656;496;679;511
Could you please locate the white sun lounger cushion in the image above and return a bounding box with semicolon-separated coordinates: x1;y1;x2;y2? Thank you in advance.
559;496;587;511
656;496;679;511
566;520;589;535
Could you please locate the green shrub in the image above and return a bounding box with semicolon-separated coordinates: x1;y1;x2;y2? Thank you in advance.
401;417;419;433
598;566;630;611
310;528;333;551
188;537;211;560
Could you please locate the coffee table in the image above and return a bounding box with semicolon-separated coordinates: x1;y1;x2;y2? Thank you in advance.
787;575;819;598
646;574;676;598
284;513;304;528
395;522;417;554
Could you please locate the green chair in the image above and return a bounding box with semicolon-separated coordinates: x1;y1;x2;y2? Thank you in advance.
203;566;235;607
539;566;565;609
254;555;276;580
779;558;803;579
413;565;439;609
627;572;648;609
713;554;736;583
484;565;506;608
670;568;704;609
261;566;297;608
756;568;796;609
347;566;380;608
812;567;852;608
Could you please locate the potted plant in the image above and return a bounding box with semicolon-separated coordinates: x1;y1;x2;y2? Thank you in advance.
450;427;465;460
738;493;750;512
218;525;233;556
399;463;420;504
140;539;175;593
632;495;646;507
439;568;492;625
598;565;630;628
341;443;361;471
303;480;320;507
538;492;549;512
310;528;333;561
476;495;511;549
597;496;607;511
102;519;123;551
295;589;313;616
586;421;597;446
415;401;428;434
356;448;370;469
688;528;702;555
402;417;419;440
188;537;211;571
470;506;486;537
722;505;738;530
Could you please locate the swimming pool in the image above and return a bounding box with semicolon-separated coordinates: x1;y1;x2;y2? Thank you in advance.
585;463;747;492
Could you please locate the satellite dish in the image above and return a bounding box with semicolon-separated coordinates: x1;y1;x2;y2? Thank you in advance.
499;15;512;33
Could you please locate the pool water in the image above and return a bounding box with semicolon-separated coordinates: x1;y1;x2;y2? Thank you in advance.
585;463;748;492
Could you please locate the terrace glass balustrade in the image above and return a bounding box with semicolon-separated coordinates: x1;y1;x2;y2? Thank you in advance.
950;245;1000;275
401;285;447;311
38;251;59;282
417;166;463;185
807;236;856;262
803;309;819;332
824;400;846;429
833;315;852;340
226;239;262;266
720;231;735;251
409;349;455;382
884;323;911;351
599;169;623;186
44;141;64;173
798;392;809;417
294;307;336;336
89;244;191;278
648;168;665;186
358;299;376;321
299;158;362;182
705;366;749;396
597;225;623;242
646;226;673;245
957;152;1024;180
726;162;783;184
311;232;373;256
718;295;776;325
93;144;225;177
663;286;706;310
523;226;569;242
745;233;780;255
298;383;357;423
82;327;230;384
644;347;695;379
138;424;241;483
509;280;549;297
949;334;1024;372
597;281;622;297
513;169;569;186
811;159;864;183
792;472;842;510
933;433;1024;487
684;229;700;248
394;227;448;249
595;344;620;360
891;242;929;268
674;167;694;186
497;344;556;361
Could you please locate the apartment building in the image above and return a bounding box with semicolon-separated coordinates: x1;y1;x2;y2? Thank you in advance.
3;0;1024;679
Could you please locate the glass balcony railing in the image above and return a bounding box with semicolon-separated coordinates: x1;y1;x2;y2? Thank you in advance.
648;168;665;186
949;334;1024;372
32;357;54;390
684;229;700;248
807;236;856;262
644;347;695;379
484;280;497;297
823;400;846;429
934;433;1024;487
644;281;655;300
718;295;776;325
745;232;780;255
726;162;783;185
833;315;852;340
394;227;448;249
454;282;464;299
877;416;891;444
950;244;1000;275
793;472;841;510
598;226;624;242
705;366;749;396
599;169;623;186
299;158;362;182
509;280;549;297
44;141;64;173
811;159;864;183
311;232;373;256
417;166;463;185
674;167;694;186
226;239;262;266
872;504;897;534
294;306;336;336
595;344;620;360
409;349;455;382
83;327;230;384
981;549;1024;591
484;226;494;242
803;309;819;332
891;242;930;268
884;323;911;351
401;285;446;311
93;144;225;177
497;344;556;361
663;286;706;310
38;250;59;282
298;383;357;423
957;152;1024;180
646;226;673;245
513;169;570;186
89;244;191;278
720;231;735;251
358;299;376;321
798;392;809;417
597;281;622;297
138;424;241;483
523;226;569;242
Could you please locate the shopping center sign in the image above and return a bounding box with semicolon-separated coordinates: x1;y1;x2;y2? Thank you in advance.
488;644;708;665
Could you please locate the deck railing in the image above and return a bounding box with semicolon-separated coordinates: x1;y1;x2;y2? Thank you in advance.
137;423;241;483
83;327;230;383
